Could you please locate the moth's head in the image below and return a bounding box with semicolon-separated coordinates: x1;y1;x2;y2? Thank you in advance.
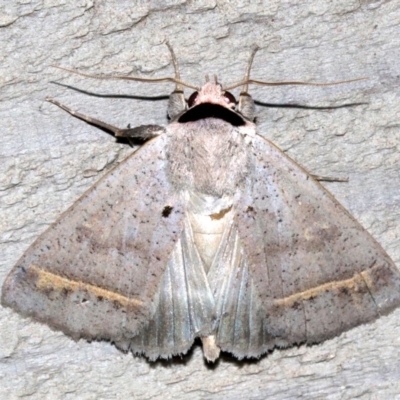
170;78;254;126
168;78;255;126
187;81;236;110
172;80;252;126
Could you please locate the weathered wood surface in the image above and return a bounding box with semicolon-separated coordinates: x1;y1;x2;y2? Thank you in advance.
1;1;400;399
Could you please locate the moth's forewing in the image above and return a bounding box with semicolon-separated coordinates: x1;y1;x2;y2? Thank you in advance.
213;133;400;358
2;135;185;343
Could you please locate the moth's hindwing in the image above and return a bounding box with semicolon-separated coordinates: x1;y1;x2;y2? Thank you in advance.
129;217;216;359
2;135;186;345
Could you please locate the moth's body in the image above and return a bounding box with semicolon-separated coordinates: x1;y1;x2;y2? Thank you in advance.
3;47;400;363
167;116;250;268
166;115;253;358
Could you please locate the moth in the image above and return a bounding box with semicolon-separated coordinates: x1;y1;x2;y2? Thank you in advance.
3;44;400;363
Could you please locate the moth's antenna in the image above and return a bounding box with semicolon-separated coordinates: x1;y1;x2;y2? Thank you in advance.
236;45;260;120
240;44;260;95
224;76;367;90
51;45;200;91
224;45;367;91
165;41;190;118
165;41;183;92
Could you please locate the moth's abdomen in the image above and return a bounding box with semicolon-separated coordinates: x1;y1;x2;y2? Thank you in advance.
189;206;233;272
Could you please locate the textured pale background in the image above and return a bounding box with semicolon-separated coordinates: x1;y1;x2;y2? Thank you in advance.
1;1;400;399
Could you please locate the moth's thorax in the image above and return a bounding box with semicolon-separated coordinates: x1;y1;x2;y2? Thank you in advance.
166;117;251;197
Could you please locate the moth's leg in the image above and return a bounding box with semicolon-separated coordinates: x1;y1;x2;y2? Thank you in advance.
236;45;259;120
46;97;164;141
165;42;186;119
311;174;349;182
117;125;166;142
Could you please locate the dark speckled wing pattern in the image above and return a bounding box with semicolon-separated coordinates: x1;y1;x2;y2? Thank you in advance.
3;131;400;361
211;134;400;358
2;135;187;345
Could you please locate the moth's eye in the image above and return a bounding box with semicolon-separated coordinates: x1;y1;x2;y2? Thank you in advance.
223;91;236;105
188;91;199;108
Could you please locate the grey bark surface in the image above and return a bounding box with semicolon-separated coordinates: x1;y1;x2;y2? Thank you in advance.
1;1;400;399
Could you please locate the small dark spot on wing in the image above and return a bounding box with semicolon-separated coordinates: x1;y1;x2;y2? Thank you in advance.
162;205;173;218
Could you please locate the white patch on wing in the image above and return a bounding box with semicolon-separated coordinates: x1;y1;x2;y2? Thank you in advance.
188;191;234;271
